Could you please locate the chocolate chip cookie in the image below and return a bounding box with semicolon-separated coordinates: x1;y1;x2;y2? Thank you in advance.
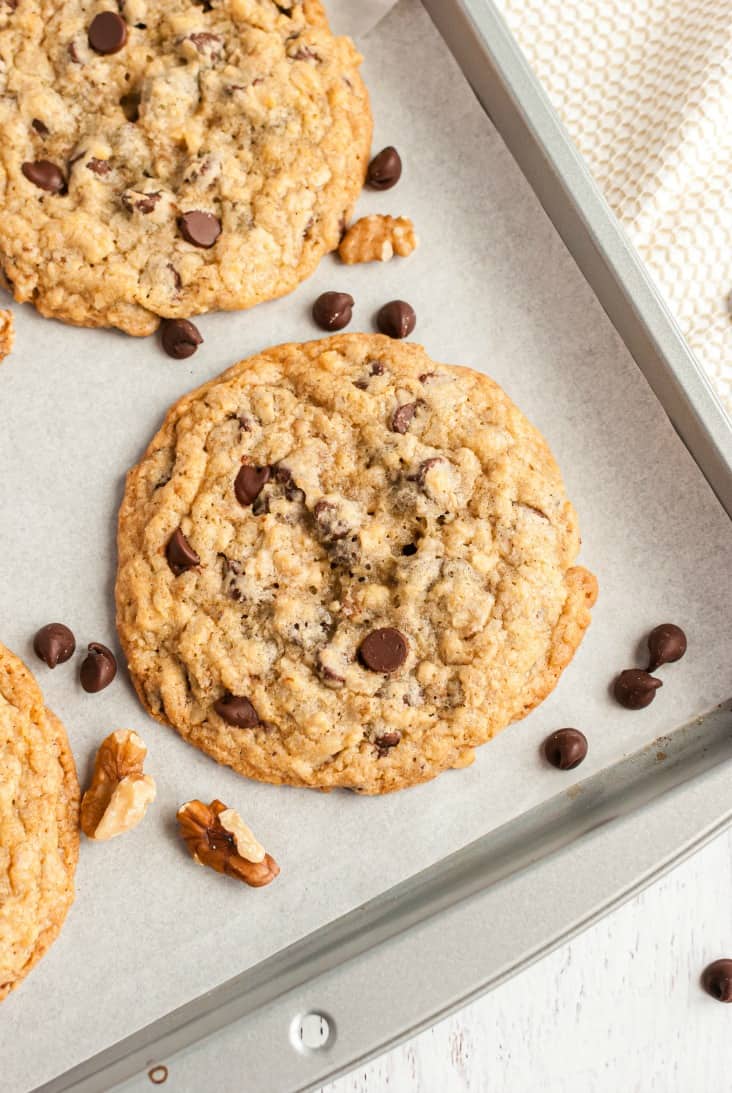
0;1;371;334
116;334;597;793
0;642;79;999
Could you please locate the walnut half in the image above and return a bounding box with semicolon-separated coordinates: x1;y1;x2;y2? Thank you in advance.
177;799;280;887
338;215;418;264
80;730;156;841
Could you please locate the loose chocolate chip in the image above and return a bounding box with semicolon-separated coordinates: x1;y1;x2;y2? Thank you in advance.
31;118;49;136
80;643;117;693
613;668;662;709
235;464;271;506
391;402;417;434
166;528;200;574
33;623;76;669
366;146;402;190
375;730;401;756
543;728;587;770
312;291;354;331
87;158;111;176
21;160;65;193
160;318;203;360
647;623;687;671
178;210;221;248
214;694;259;728
377;300;416;339
359;628;408;673
88;11;128;54
702;960;732;1002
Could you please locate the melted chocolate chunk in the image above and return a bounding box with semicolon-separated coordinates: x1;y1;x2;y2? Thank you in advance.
22;160;65;193
214;694;259;728
235;464;271;506
178;210;221;248
88;11;128;54
359;628;408;673
166;528;200;574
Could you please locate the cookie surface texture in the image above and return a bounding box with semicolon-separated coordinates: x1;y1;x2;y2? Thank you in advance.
116;334;598;793
0;0;371;334
0;642;79;1000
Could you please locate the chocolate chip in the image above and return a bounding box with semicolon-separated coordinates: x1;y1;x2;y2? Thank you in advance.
375;730;401;756
391;402;417;434
613;668;662;709
359;628;408;673
80;643;117;693
33;623;76;669
312;291;354;331
235;464;271;506
401;543;418;556
214;694;259;727
122;189;161;214
377;300;416;339
178;210;221;248
702;960;732;1002
543;728;587;770
87;158;111;176
160;318;203;360
366;146;402;190
370;361;385;375
31;118;49;136
166;528;200;574
21;160;65;193
408;456;444;488
88;11;128;54
187;31;223;57
647;623;687;671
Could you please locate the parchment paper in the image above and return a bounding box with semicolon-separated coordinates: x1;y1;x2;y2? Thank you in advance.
1;2;730;1088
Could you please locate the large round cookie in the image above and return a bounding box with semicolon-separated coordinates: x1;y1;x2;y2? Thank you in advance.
0;643;79;1000
0;1;371;334
116;335;598;793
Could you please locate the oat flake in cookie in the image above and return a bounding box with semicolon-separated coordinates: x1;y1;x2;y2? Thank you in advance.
0;642;79;999
116;334;598;793
0;1;371;335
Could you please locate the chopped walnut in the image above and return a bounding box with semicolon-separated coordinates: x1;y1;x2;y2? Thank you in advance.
177;799;280;887
81;730;156;840
338;215;418;264
0;309;14;363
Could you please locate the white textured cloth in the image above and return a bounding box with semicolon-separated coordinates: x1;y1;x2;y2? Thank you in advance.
495;0;732;413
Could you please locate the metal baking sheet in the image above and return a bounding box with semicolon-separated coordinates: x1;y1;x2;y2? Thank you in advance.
0;0;730;1090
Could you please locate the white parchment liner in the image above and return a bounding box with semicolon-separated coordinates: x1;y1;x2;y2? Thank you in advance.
0;2;730;1087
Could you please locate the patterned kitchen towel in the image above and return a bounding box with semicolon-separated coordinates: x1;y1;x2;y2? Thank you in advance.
495;0;732;413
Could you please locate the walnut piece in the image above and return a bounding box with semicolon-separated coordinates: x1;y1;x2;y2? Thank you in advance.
338;215;418;264
0;309;14;363
177;799;279;887
80;730;156;841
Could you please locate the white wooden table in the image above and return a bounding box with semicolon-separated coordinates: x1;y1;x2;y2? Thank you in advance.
323;827;732;1091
